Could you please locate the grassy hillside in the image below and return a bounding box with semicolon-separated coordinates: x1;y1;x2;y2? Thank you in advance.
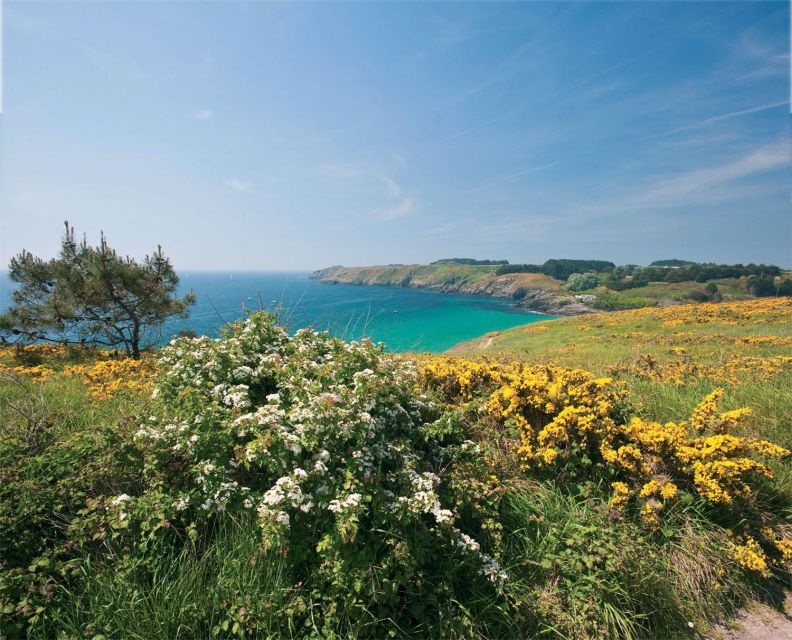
567;278;753;311
313;264;583;315
2;301;790;639
312;263;771;316
452;298;792;449
313;263;563;291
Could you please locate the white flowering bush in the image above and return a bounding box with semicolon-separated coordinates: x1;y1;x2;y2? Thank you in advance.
125;313;507;635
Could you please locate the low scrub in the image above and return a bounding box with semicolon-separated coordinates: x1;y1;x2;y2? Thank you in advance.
1;312;790;639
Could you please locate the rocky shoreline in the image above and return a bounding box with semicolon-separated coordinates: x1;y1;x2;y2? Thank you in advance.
311;266;593;316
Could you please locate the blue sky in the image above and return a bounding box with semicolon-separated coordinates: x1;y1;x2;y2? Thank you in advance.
1;1;790;270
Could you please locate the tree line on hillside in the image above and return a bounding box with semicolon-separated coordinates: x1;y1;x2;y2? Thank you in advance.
492;259;783;287
567;270;790;298
495;259;616;280
601;263;782;289
431;258;509;265
648;259;698;267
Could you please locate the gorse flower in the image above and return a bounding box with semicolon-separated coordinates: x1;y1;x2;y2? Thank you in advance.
419;355;790;565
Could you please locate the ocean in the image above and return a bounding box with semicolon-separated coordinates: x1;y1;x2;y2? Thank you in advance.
1;272;554;353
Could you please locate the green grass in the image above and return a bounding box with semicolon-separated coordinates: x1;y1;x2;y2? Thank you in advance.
32;518;292;640
451;300;792;444
566;278;751;310
3;299;791;639
498;485;748;639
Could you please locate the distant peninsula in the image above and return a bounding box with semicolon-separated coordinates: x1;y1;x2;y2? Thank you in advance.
310;263;594;316
312;259;787;315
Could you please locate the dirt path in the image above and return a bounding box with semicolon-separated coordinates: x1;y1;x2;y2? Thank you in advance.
708;595;792;640
477;334;498;349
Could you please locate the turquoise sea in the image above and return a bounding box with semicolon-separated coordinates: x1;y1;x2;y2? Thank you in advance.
1;272;554;353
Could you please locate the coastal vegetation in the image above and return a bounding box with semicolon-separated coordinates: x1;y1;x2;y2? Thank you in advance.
452;297;792;511
0;223;194;359
312;259;790;316
431;258;509;266
2;296;790;638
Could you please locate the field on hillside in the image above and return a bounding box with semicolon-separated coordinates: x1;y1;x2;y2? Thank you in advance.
2;301;791;639
571;278;754;311
453;297;792;469
601;278;748;302
314;263;564;291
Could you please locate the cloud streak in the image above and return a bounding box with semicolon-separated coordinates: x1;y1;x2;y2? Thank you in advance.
373;197;413;221
464;161;560;193
426;223;455;235
225;178;254;192
635;139;788;205
560;139;789;222
657;100;788;137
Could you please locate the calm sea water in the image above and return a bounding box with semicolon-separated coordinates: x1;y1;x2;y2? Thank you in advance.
1;272;554;353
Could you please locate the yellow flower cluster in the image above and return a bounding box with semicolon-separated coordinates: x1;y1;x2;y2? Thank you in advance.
521;324;547;333
610;331;792;349
420;359;788;532
609;353;792;386
0;363;55;382
64;358;155;400
1;345;156;399
729;534;770;576
610;481;631;509
0;344;69;360
602;298;792;328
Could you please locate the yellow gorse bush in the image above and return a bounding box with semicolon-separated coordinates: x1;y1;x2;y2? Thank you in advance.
0;345;62;381
419;356;790;573
729;533;770;576
0;363;55;382
64;357;155;399
1;345;155;399
601;297;792;328
0;344;71;360
609;352;792;386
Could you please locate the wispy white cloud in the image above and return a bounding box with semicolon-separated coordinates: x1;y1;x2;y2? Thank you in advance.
194;109;213;121
224;178;253;192
382;176;401;198
562;139;789;221
321;163;361;179
464;161;560;193
322;164;414;221
375;175;414;220
730;31;790;81
634;140;788;206
657;100;788;137
373;197;413;221
426;223;455;235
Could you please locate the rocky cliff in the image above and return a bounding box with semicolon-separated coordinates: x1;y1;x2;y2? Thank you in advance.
311;265;593;316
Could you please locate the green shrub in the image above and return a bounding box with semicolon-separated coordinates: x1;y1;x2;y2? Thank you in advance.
499;485;748;639
591;292;650;311
108;313;508;636
0;375;145;635
566;272;601;291
685;291;710;303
